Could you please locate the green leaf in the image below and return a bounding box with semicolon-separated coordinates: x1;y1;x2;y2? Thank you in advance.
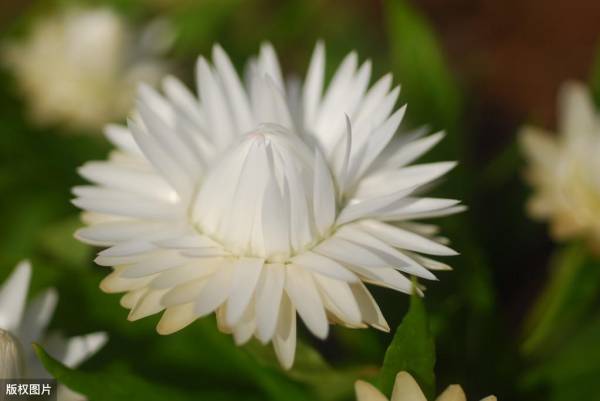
522;242;600;356
384;0;462;136
33;344;260;401
376;292;435;399
246;340;367;401
522;316;600;401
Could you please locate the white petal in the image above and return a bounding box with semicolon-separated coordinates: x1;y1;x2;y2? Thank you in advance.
313;274;362;325
20;288;58;346
558;81;597;137
149;261;219;289
357;106;407;178
312;149;336;236
302;41;325;126
272;294;296;369
390;371;427;401
157;303;197;335
381;131;445;169
285;265;329;339
291;251;358;282
104;124;142;157
360;220;457;256
128;289;168;320
354;162;456;200
120;251;189;278
315;237;387;268
0;261;31;331
194;265;233;317
60;332;108;368
232;301;256;346
255;263;285;343
350;283;389;332
336;225;437;280
355;381;388;401
77;162;175;202
212;44;255;132
128;118;193;199
435;385;467;401
336;185;417;225
226;258;264;326
196;56;236;149
258;42;284;91
162;279;207;307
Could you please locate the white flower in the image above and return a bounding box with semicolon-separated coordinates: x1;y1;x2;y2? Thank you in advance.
73;42;463;368
355;371;496;401
3;7;170;131
0;261;107;400
520;82;600;249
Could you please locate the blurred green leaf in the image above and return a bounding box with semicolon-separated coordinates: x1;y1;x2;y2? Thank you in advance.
171;0;240;56
271;341;367;401
384;0;461;136
522;316;600;400
34;344;259;401
38;215;90;267
522;242;600;356
376;292;435;399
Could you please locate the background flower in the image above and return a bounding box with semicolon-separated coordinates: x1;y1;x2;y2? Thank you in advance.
520;82;600;250
355;371;496;401
0;261;107;399
2;7;171;132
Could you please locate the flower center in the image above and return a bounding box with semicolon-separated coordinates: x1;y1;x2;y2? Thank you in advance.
192;123;321;261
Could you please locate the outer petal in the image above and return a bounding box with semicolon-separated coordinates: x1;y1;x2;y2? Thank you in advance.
355;380;389;401
435;385;467;401
390;372;427;401
0;261;32;332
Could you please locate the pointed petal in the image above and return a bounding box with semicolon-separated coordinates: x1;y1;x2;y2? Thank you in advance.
255;263;285;343
272;294;296;369
60;332;108;368
355;380;388;401
0;261;32;331
303;41;325;126
226;258;264;326
285;265;329;339
391;371;427;401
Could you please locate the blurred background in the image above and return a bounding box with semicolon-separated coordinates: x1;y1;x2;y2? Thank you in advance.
1;1;600;400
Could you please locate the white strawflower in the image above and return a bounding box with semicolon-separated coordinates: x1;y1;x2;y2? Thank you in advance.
0;261;107;400
355;372;496;401
73;42;463;368
520;82;600;250
3;7;170;131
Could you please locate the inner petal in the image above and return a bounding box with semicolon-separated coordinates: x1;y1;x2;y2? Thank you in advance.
192;123;319;261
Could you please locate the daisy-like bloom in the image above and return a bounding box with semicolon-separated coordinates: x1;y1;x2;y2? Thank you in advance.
3;7;171;131
73;42;463;368
355;372;496;401
520;82;600;250
0;261;107;400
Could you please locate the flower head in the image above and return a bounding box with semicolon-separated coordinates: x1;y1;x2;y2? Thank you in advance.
520;82;600;250
73;42;462;368
0;261;107;381
3;7;170;131
355;372;496;401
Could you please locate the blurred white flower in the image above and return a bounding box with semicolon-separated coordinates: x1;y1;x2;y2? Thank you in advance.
73;42;463;368
355;372;496;401
0;261;107;400
520;82;600;249
3;7;170;131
